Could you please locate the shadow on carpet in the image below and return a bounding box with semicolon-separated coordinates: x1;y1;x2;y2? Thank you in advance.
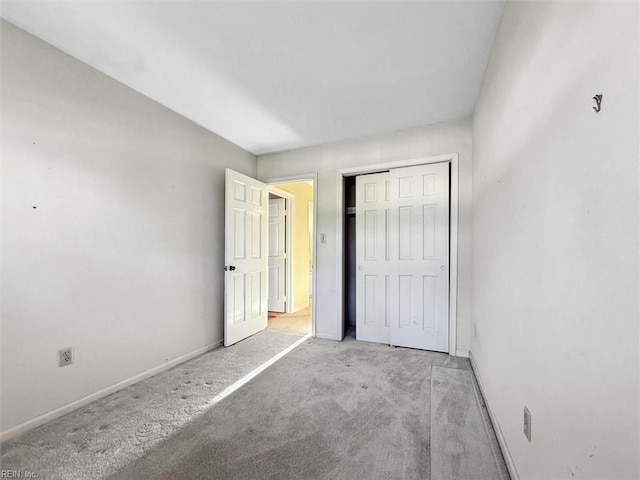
109;338;508;480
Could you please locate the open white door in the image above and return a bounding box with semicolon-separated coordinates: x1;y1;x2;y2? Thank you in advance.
355;162;450;352
224;168;268;346
268;197;286;312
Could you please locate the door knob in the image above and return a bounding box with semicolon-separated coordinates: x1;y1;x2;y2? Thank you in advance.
440;265;446;271
224;265;236;271
358;266;363;271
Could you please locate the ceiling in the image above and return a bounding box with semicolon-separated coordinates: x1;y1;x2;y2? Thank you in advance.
1;1;505;156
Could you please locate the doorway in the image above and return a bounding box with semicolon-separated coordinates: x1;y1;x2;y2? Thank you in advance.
267;180;315;336
224;169;316;346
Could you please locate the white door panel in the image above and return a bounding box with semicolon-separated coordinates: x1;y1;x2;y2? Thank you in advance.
355;162;450;352
390;162;449;351
356;172;393;344
268;197;286;312
224;169;268;346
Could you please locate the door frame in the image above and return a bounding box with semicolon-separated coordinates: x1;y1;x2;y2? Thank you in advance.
262;174;318;339
267;186;294;314
337;153;460;355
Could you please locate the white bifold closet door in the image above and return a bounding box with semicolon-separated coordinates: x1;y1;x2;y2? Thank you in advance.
355;162;450;352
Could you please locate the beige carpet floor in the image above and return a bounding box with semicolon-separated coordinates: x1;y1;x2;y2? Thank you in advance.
268;304;312;335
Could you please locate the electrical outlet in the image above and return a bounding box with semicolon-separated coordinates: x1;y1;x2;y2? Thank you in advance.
523;406;532;442
59;347;74;367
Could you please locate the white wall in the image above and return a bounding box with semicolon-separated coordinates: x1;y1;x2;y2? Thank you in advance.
257;119;473;349
0;21;256;433
471;2;639;479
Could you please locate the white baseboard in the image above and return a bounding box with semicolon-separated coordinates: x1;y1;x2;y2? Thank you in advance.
455;349;470;358
315;331;340;341
0;340;222;443
469;351;520;480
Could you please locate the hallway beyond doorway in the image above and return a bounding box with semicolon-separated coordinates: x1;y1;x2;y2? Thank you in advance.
268;303;312;335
